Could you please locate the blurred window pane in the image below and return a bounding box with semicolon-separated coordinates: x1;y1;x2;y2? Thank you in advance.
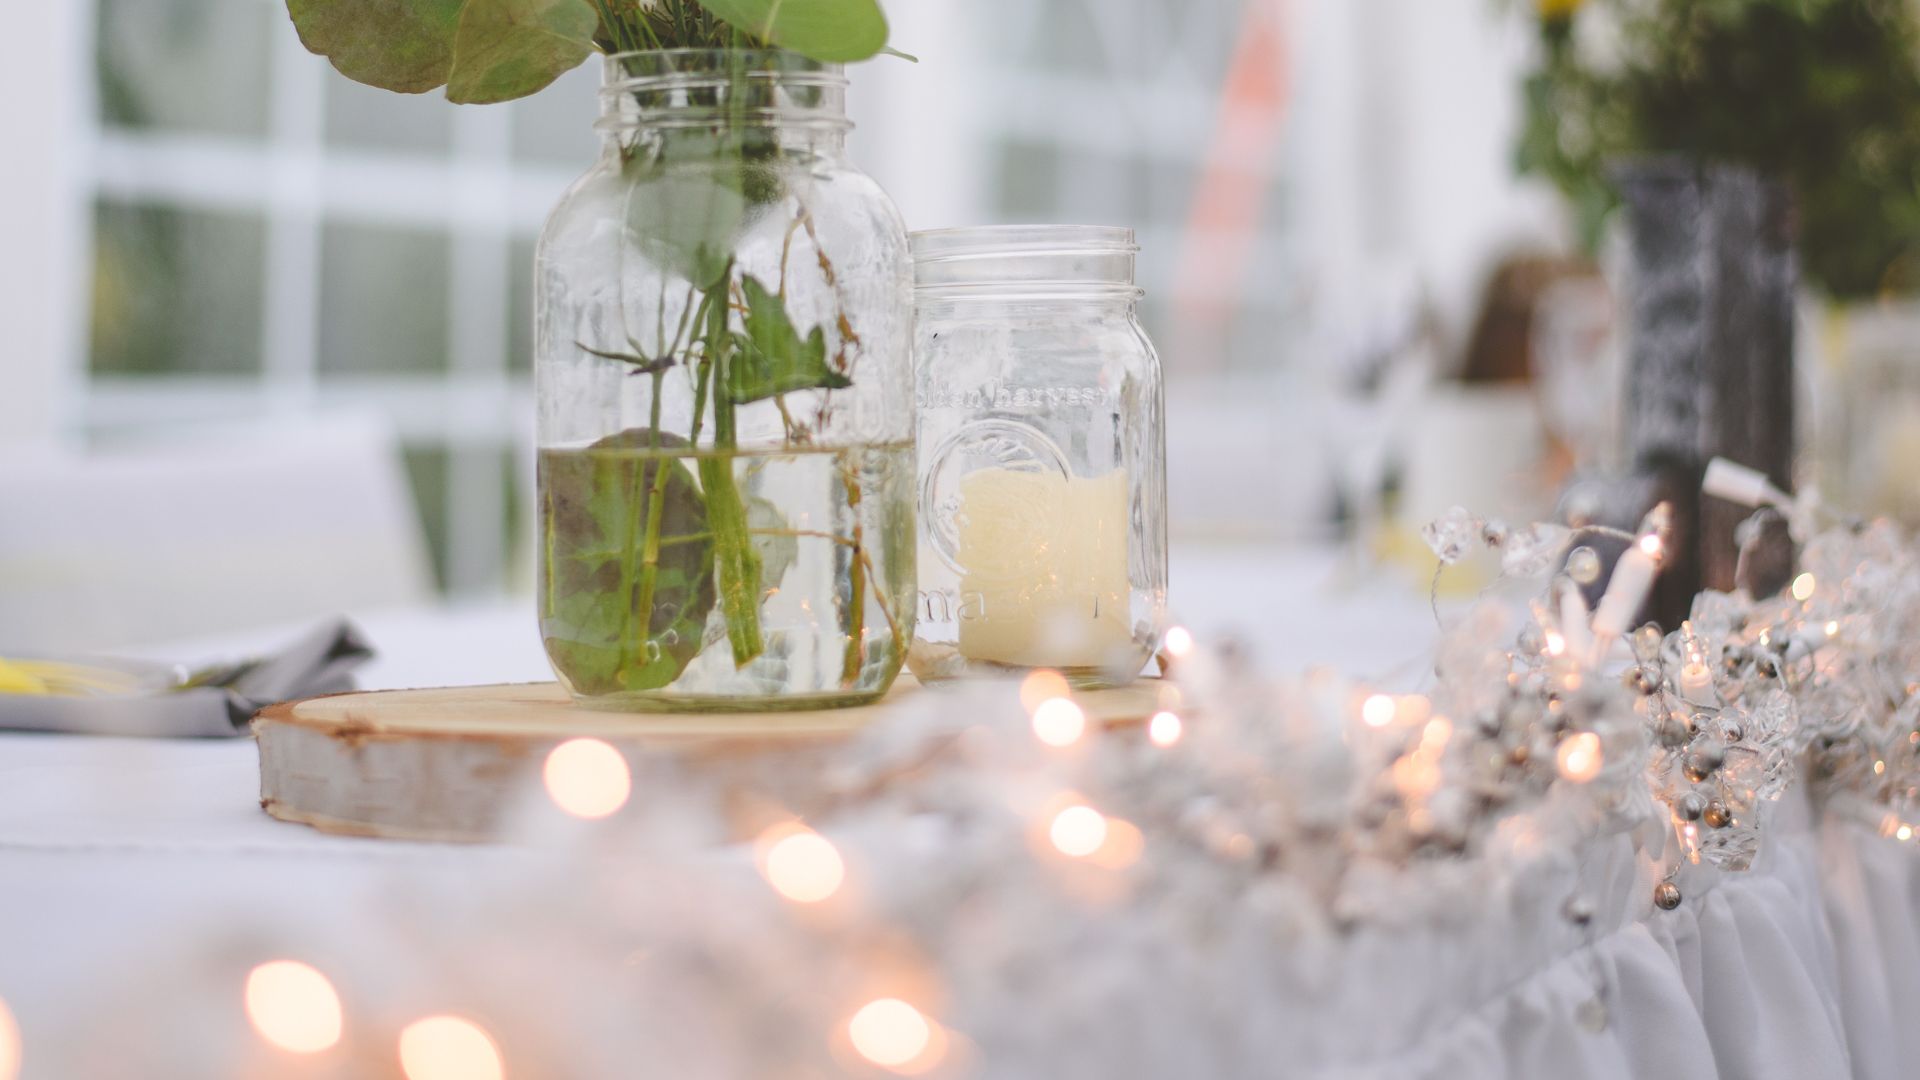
90;201;266;375
509;63;600;166
402;446;451;591
318;224;452;374
508;238;537;375
97;0;271;137
994;140;1060;219
325;77;454;154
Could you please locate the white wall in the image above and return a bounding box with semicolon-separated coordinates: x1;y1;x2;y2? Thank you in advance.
0;3;92;451
1289;0;1567;366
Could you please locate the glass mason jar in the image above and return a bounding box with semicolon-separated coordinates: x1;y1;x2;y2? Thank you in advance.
535;51;916;711
908;226;1167;688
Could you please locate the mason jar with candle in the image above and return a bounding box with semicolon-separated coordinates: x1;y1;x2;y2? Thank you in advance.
908;226;1167;688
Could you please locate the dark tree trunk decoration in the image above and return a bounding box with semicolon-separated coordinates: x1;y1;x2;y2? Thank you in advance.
1610;160;1797;628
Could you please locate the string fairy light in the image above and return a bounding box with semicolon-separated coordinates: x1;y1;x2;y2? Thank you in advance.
1360;694;1396;728
1031;698;1087;748
1048;804;1109;857
542;738;631;819
398;1015;504;1080
244;960;343;1055
0;996;18;1080
1162;626;1195;658
1148;711;1183;747
846;998;942;1072
1019;669;1070;712
755;823;846;904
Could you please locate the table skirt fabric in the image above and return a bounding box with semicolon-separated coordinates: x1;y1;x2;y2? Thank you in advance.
1293;794;1916;1079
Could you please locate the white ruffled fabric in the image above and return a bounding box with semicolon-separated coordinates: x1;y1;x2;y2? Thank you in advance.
1234;787;1918;1079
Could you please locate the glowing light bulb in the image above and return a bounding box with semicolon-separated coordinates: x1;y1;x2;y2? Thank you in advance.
398;1016;504;1080
1019;669;1070;712
1900;824;1915;842
1556;732;1603;783
543;738;630;819
1148;711;1183;747
756;825;845;904
1049;804;1109;857
1791;573;1816;602
1163;626;1194;658
0;996;18;1080
1638;533;1663;559
1825;620;1840;637
1031;697;1086;747
244;960;343;1055
847;999;934;1070
1361;694;1396;728
1544;630;1567;657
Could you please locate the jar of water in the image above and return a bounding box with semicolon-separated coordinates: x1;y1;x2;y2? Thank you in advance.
908;226;1167;688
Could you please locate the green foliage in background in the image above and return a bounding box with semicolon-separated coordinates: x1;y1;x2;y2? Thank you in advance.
286;0;890;104
1518;0;1920;299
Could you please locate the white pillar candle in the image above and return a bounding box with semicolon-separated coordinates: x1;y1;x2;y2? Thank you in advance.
1677;661;1715;704
1592;542;1658;639
955;467;1133;669
1558;585;1593;663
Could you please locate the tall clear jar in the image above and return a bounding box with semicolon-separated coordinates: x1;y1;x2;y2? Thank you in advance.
535;51;916;712
908;226;1167;688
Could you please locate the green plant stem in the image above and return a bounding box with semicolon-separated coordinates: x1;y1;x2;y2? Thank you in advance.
839;451;866;686
694;269;765;666
627;291;711;656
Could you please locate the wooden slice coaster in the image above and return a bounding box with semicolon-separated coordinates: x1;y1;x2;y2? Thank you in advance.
254;676;1167;843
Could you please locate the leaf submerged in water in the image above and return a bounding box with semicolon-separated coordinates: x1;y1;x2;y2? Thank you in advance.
541;429;716;695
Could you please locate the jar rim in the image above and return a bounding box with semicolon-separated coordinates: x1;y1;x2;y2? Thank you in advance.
603;48;844;85
911;224;1137;258
911;225;1141;297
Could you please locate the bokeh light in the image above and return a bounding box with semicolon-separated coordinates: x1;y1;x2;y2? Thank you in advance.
1163;626;1194;658
1031;698;1087;748
756;824;846;904
1557;732;1603;783
244;960;343;1055
1791;573;1816;602
0;996;19;1080
543;738;631;819
1361;694;1396;728
398;1015;504;1080
1148;710;1182;747
847;998;937;1071
1049;804;1109;857
1019;669;1070;712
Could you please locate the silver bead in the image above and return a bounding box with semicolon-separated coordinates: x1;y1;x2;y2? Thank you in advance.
1683;737;1727;782
1576;996;1609;1033
1653;881;1683;910
1676;791;1707;821
1563;895;1594;927
1567;546;1602;585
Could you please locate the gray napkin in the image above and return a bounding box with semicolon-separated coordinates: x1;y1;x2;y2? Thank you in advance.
0;620;373;738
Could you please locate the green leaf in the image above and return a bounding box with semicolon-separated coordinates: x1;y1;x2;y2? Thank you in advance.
692;0;889;62
540;429;716;695
285;0;594;102
625;135;751;290
286;0;465;94
446;0;597;104
726;275;851;403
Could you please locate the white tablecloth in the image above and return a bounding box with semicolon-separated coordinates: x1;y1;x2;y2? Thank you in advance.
2;545;1917;1077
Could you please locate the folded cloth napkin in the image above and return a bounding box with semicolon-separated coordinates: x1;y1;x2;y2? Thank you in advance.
0;620;373;738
